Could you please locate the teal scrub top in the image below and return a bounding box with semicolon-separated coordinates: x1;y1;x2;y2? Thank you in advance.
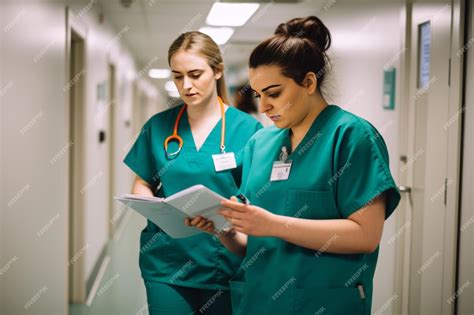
233;105;401;315
124;104;262;290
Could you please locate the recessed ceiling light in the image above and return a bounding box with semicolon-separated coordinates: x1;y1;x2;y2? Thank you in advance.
148;68;171;79
199;26;234;45
168;90;181;98
206;2;260;27
165;81;178;92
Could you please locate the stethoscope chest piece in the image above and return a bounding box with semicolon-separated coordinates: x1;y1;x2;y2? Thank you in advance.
164;134;183;159
163;96;227;160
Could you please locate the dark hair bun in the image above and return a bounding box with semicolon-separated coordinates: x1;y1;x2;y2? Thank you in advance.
249;16;332;93
275;16;331;52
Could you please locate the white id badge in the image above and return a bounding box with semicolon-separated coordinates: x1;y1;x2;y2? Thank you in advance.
212;152;237;172
270;160;292;181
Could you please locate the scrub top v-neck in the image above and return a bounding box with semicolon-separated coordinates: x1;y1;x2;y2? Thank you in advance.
232;105;401;315
124;104;262;290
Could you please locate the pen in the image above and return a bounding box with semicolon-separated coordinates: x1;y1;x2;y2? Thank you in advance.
155;182;163;196
236;193;250;205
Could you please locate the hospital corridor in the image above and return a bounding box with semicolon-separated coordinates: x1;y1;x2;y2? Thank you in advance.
0;0;473;314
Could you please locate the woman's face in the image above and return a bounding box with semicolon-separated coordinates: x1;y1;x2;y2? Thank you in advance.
170;50;221;107
249;65;314;129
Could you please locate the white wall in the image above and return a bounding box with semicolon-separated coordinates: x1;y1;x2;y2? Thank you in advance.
0;0;161;313
0;2;4;309
318;2;403;314
1;2;69;314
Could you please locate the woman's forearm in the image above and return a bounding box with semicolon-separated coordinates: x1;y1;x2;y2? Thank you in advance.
269;216;371;254
216;230;248;257
132;177;154;197
268;207;385;254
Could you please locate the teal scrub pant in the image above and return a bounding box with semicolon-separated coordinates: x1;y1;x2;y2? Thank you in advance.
144;280;232;315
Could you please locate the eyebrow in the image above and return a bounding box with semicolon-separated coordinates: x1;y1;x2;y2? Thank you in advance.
253;84;281;93
171;69;203;74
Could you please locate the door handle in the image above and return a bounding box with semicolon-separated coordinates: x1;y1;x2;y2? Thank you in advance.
398;186;411;193
398;185;413;207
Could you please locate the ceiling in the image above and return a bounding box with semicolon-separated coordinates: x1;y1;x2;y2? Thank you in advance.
95;0;328;89
95;0;402;93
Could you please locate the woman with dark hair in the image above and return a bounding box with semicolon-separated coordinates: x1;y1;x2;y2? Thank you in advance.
124;31;261;314
235;83;258;114
234;83;272;126
188;17;400;315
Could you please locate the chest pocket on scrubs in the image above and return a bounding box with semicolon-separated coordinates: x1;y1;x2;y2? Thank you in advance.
286;190;339;220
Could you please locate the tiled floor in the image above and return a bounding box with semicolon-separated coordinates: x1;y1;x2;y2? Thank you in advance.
69;211;148;315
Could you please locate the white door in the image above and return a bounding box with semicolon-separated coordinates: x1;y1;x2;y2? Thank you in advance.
66;9;87;304
397;0;462;314
108;63;116;238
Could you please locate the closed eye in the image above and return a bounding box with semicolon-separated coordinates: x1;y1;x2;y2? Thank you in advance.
253;90;281;99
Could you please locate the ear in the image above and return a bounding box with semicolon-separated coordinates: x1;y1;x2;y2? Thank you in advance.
303;72;318;95
214;64;224;80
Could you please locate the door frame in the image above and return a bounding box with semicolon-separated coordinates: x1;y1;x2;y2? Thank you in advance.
65;6;88;304
394;0;466;314
455;2;474;313
107;62;117;238
393;2;412;314
444;1;466;314
437;1;465;312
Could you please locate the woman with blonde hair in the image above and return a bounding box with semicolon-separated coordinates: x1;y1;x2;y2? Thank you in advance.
124;31;261;314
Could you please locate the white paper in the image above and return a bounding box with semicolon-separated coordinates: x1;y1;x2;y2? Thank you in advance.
114;185;229;238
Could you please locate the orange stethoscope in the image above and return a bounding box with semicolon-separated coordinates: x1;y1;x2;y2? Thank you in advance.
164;96;227;159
